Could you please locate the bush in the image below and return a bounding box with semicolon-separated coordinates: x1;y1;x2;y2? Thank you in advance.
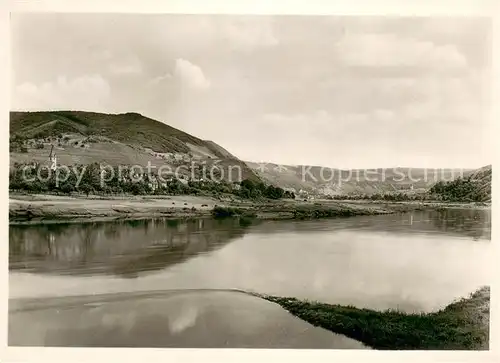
212;206;256;219
60;183;74;195
235;178;287;200
212;206;242;218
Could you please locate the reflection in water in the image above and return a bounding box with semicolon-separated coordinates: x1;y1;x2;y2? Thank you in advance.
248;209;491;241
9;291;369;348
10;218;249;278
9;209;492;313
430;209;491;240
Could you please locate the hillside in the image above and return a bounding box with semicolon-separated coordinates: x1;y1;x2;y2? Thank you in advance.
245;161;474;196
10;111;258;182
430;165;492;202
9;111;489;198
468;165;492;191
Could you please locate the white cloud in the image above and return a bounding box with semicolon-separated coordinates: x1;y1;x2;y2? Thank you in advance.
148;74;172;86
263;110;331;128
109;57;143;75
173;58;211;90
336;33;468;69
12;74;111;111
244;69;489;167
223;18;279;52
419;18;487;38
152;16;279;54
373;109;395;121
397;72;485;124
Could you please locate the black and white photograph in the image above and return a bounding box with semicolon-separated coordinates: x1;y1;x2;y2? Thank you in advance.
3;0;498;360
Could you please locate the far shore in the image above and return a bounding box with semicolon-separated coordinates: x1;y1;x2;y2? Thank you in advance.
9;192;490;224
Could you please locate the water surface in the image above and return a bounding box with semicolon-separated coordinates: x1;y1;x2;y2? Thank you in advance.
9;290;369;348
9;208;492;347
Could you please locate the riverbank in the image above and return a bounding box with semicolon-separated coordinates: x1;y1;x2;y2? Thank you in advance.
9;193;489;224
9;194;214;223
256;286;490;350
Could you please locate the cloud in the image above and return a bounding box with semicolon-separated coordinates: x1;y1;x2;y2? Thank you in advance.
262;110;331;128
389;72;486;124
223;18;279;52
91;49;143;76
10;14;489;168
147;74;172;86
150;16;279;55
12;74;111;111
336;33;468;69
173;58;211;90
235;69;489;167
108;57;143;75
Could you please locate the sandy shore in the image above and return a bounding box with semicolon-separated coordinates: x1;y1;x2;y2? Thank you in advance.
9;194;217;223
9;193;489;224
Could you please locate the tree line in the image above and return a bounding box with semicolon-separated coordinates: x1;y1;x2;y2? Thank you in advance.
326;193;428;202
238;178;295;200
9;162;294;200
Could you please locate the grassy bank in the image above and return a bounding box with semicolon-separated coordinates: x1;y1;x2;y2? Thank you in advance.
257;286;490;350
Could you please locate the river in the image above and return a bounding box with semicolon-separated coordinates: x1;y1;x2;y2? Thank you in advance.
8;208;492;348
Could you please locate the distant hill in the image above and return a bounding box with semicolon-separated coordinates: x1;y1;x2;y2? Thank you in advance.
245;161;475;196
10;111;259;182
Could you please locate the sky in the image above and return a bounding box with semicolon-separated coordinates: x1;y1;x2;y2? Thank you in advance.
11;14;493;168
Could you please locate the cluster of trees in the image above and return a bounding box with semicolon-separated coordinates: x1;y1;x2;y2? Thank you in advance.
9;134;28;153
11;160;489;204
429;176;489;202
327;193;427;202
238;179;295;200
9;163;218;196
10;133;67;153
10;163;113;195
9;162;293;201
